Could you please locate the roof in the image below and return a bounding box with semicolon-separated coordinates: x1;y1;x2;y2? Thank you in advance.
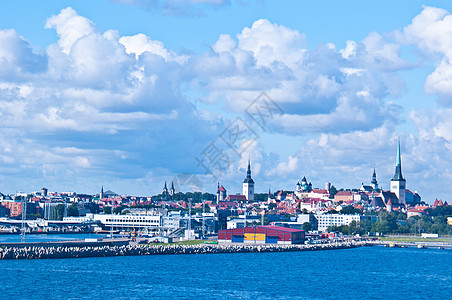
218;185;226;192
335;191;353;196
103;190;117;196
369;196;386;208
311;189;329;194
225;195;247;201
258;225;304;232
407;209;425;213
217;200;239;206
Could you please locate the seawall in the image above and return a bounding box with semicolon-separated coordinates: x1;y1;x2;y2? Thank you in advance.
0;241;373;260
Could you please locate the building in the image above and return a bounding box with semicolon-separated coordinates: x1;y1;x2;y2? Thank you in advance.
227;217;260;229
242;160;255;201
92;214;163;230
371;167;379;190
225;195;247;202
406;190;421;206
169;182;175;197
216;183;227;203
407;209;425;218
390;139;406;205
1;201;22;217
334;191;354;203
297;214;319;229
218;225;305;244
314;214;361;232
295;176;313;198
162;182;168;195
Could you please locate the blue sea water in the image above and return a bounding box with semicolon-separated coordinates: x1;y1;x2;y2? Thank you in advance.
0;246;451;299
0;233;108;243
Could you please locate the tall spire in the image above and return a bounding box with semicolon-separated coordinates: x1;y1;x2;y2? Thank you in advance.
247;159;251;178
392;138;404;181
243;160;254;183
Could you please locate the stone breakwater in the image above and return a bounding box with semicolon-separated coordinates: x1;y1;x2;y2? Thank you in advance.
0;241;372;260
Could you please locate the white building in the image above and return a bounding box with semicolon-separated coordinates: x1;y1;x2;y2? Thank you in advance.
242;160;255;201
92;214;163;229
314;214;361;232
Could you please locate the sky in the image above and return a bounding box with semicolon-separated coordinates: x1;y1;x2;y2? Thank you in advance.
0;0;451;203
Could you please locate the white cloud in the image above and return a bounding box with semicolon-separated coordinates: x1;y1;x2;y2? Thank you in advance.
0;6;451;201
399;6;452;103
45;7;96;54
237;19;306;68
119;33;185;63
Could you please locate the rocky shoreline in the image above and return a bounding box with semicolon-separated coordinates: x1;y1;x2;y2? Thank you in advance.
0;241;372;260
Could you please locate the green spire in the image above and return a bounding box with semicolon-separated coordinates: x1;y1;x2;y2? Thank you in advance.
392;138;404;181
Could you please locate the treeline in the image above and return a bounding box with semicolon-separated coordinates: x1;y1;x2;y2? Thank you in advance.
328;206;452;235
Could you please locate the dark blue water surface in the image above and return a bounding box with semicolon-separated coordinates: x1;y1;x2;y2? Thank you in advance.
1;246;450;299
0;233;108;243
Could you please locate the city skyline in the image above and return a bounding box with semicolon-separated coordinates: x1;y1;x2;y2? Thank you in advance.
0;1;451;202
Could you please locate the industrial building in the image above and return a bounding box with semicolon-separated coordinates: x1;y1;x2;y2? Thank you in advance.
218;225;305;244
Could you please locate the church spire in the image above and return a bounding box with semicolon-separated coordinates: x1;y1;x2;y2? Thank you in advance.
243;160;254;183
247;159;251;178
392;139;404;181
371;166;378;190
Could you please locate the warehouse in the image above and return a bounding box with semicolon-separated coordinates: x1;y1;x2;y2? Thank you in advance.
218;225;305;244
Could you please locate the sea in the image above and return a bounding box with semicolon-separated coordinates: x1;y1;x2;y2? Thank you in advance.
0;235;451;299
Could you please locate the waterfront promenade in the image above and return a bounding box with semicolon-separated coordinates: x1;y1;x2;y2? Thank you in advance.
0;240;372;260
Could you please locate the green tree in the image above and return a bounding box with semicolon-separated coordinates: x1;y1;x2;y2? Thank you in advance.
302;222;312;231
113;205;127;214
339;206;363;215
103;206;112;214
67;203;79;217
52;204;65;221
329;185;338;198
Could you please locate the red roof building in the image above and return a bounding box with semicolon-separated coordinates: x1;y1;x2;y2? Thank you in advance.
218;225;305;244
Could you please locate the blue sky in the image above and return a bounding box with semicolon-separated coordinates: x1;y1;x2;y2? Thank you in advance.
0;0;451;203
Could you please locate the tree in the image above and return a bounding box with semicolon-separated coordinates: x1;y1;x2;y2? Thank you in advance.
67;203;79;217
302;222;312;231
52;204;65;221
329;185;338;198
88;202;100;214
339;206;362;215
114;205;127;214
103;206;112;214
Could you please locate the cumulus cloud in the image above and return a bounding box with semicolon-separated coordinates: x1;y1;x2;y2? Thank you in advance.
0;29;47;79
0;6;451;201
189;18;408;136
0;7;220;194
399;6;452;104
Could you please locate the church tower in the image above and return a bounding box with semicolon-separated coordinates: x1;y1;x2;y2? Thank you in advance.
162;181;168;195
371;167;378;190
390;139;406;205
242;160;255;201
216;183;226;203
100;185;104;200
169;181;175;197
